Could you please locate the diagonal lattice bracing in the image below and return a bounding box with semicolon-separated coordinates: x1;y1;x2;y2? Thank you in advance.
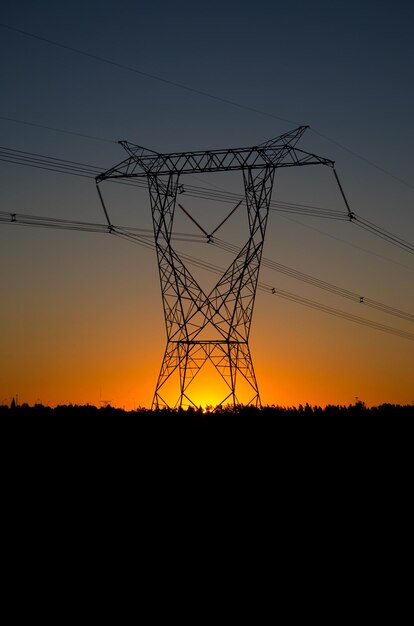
146;164;274;409
96;127;334;410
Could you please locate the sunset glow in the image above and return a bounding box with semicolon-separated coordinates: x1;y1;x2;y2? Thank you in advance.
1;2;413;411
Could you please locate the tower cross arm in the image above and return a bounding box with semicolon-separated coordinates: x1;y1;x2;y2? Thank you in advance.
95;140;160;182
95;155;142;182
267;146;335;168
95;126;333;181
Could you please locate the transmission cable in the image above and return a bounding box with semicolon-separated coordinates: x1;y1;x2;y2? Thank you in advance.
0;115;116;144
0;141;413;270
212;237;414;322
112;227;414;342
5;206;409;322
0;145;348;218
0;22;299;127
279;213;414;272
1;144;413;255
1;22;413;192
0;210;205;243
350;214;414;255
3;209;412;339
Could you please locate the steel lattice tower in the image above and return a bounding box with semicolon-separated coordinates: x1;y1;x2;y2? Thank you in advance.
96;126;334;410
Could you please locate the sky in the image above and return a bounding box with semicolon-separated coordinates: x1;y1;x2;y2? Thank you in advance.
1;0;413;409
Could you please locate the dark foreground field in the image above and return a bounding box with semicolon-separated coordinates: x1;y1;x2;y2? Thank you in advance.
3;401;413;459
2;402;412;496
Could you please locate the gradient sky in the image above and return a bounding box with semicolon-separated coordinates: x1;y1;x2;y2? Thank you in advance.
1;0;413;408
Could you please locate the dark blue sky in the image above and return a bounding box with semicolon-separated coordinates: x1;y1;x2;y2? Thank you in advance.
2;1;413;150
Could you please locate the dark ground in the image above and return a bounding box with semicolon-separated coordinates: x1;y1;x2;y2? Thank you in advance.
2;401;412;528
2;401;412;460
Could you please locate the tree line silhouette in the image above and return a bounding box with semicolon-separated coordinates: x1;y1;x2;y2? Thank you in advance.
1;400;413;418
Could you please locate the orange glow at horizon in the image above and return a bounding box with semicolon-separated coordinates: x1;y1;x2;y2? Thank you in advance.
2;148;413;411
2;230;413;411
3;326;413;410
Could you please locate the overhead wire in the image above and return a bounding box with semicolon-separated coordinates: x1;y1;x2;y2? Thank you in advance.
310;127;414;192
3;147;412;251
0;115;116;144
2;209;413;338
0;210;205;243
3;147;412;252
212;237;414;322
0;145;103;178
1;142;413;314
4;205;411;322
3;141;410;267
2;23;413;369
112;227;414;342
279;213;414;272
1;21;413;192
351;214;414;255
257;281;414;342
0;23;299;128
0;144;348;218
1;137;413;332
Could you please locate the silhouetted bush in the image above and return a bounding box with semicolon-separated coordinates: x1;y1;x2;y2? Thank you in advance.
1;401;413;420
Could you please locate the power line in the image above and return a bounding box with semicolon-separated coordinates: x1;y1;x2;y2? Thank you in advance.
1;143;413;257
310;127;414;192
1;142;413;269
2;136;412;266
114;228;414;342
0;115;115;144
278;213;414;272
258;282;414;342
0;145;103;177
2;210;413;335
0;22;299;126
0;145;348;218
213;238;414;322
351;215;414;255
1;21;413;192
0;210;204;242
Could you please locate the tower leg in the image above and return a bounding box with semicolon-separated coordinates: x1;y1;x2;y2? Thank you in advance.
152;341;261;410
148;167;274;411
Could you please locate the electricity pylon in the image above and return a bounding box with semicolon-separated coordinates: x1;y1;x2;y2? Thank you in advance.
96;126;334;410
